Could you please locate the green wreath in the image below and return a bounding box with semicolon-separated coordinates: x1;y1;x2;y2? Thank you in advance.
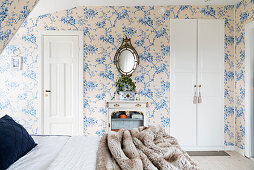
116;76;136;94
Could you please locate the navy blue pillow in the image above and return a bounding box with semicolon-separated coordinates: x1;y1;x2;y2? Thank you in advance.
0;115;37;170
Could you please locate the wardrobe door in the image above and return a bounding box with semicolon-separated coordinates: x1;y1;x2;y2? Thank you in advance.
197;20;224;147
170;19;198;147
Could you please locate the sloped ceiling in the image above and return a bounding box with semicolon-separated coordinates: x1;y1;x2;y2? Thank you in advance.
0;0;38;54
29;0;241;17
0;0;241;53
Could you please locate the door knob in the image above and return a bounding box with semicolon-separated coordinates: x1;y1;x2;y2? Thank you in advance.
45;90;51;97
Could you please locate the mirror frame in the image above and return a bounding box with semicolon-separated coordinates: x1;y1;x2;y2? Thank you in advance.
114;37;139;77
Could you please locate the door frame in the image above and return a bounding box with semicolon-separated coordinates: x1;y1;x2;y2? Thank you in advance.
245;21;254;157
38;31;84;135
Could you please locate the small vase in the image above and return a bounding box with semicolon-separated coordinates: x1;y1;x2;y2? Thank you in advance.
119;91;135;101
119;113;127;119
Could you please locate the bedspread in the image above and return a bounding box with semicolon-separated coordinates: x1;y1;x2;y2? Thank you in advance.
96;126;199;170
47;136;100;170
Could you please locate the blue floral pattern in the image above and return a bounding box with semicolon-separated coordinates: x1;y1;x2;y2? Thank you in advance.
0;5;236;147
0;0;38;54
235;0;254;153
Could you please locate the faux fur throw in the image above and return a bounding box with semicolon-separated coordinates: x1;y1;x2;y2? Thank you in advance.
96;126;199;170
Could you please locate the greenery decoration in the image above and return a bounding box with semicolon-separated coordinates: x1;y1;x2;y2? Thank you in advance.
116;76;136;94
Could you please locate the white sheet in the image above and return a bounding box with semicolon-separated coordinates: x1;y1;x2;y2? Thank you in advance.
8;136;70;170
47;136;100;170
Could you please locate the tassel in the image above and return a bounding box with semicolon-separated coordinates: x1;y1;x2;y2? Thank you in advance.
198;86;202;103
193;96;197;104
193;91;197;104
198;93;202;103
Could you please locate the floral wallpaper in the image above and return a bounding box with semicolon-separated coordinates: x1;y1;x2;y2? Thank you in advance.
0;5;236;147
235;0;254;152
0;0;38;54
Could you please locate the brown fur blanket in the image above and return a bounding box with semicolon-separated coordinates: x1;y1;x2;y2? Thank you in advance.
96;126;199;170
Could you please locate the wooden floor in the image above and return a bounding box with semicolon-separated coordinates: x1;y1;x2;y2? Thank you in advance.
191;151;254;170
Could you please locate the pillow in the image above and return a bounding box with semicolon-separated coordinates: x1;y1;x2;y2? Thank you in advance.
0;115;37;170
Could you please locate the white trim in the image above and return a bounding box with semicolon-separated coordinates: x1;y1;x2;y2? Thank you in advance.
233;5;236;150
77;31;84;136
236;146;245;156
245;21;254;158
38;32;43;134
225;146;235;151
38;31;84;136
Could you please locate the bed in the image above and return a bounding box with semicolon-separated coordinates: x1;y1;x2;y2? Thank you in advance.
7;135;101;170
7;127;198;170
1;114;197;170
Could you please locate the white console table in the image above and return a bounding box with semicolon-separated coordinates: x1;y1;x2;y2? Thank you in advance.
107;100;149;132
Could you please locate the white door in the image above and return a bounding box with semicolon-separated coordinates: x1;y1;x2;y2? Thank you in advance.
197;20;224;147
170;19;198;147
43;34;83;136
170;19;224;150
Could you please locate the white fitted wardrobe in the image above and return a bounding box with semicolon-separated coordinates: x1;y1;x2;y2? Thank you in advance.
170;19;224;150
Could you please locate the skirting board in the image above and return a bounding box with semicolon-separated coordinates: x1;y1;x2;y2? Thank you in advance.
235;146;245;156
225;146;235;151
225;146;245;156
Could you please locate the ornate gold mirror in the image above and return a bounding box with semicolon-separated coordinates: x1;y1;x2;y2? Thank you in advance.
114;37;139;76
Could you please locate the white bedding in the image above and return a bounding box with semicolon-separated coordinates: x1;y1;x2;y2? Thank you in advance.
7;135;100;170
48;136;100;170
8;136;70;170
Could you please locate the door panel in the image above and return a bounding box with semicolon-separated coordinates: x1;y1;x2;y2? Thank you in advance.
172;20;197;73
44;35;80;136
170;19;198;147
50;123;73;135
197;20;224;147
65;64;73;117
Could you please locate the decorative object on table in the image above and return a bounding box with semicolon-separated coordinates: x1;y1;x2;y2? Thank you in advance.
135;93;140;101
116;76;136;101
119;91;136;101
112;111;124;118
129;111;136;118
107;101;148;131
119;113;127;119
10;48;22;70
131;112;143;119
114;37;139;77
